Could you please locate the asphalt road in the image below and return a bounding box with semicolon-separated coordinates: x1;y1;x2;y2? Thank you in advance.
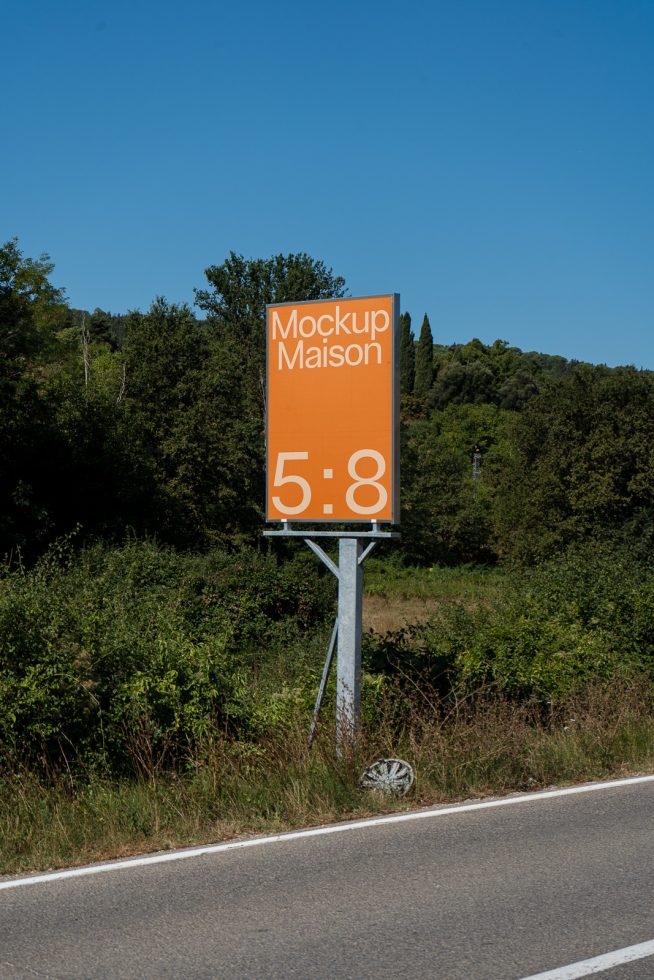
2;778;654;979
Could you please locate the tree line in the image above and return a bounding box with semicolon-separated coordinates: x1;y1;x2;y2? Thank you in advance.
2;238;653;566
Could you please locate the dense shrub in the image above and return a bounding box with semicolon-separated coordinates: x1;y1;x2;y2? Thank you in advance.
0;538;334;775
365;544;654;700
3;535;653;780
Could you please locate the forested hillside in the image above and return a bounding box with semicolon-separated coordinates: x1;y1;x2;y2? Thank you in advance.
2;238;653;567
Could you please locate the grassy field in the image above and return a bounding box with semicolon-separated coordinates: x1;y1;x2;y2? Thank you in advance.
363;560;505;632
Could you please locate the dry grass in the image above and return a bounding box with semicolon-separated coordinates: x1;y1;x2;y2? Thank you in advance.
2;678;653;877
362;562;505;632
363;594;439;632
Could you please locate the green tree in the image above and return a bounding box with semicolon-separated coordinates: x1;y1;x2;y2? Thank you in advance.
432;360;497;408
42;343;145;542
495;365;654;562
399;312;415;396
0;240;71;555
195;252;346;416
401;403;512;564
191;253;348;541
72;308;128;349
87;308;117;349
413;314;434;400
0;239;68;332
123;298;262;545
195;252;346;344
497;368;540;411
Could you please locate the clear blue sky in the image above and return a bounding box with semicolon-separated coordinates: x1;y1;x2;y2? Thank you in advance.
3;0;653;367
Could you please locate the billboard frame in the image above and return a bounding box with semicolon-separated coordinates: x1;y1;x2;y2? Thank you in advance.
264;292;401;525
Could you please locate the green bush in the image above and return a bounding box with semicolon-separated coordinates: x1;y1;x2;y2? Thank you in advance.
0;538;334;776
365;544;654;700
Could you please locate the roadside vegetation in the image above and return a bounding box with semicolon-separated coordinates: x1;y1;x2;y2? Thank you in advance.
3;674;654;875
2;538;654;874
2;239;654;874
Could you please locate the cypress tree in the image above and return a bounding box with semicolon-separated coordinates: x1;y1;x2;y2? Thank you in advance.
413;313;434;399
399;312;415;396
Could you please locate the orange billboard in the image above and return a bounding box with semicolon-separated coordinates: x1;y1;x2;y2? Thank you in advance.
266;294;399;523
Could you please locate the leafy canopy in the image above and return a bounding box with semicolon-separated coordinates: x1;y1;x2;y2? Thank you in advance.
195;251;347;348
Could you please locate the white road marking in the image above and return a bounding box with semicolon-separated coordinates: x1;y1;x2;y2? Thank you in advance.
1;772;654;892
521;938;654;978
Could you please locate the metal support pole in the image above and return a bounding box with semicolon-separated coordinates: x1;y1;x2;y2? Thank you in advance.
336;537;363;745
264;526;399;749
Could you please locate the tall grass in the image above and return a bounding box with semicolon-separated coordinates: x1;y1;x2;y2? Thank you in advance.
3;678;654;876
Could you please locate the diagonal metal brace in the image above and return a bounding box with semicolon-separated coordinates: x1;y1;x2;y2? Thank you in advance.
358;541;377;565
304;538;339;579
308;615;338;747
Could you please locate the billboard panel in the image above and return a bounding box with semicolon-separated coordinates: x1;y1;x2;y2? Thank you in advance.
266;294;399;523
